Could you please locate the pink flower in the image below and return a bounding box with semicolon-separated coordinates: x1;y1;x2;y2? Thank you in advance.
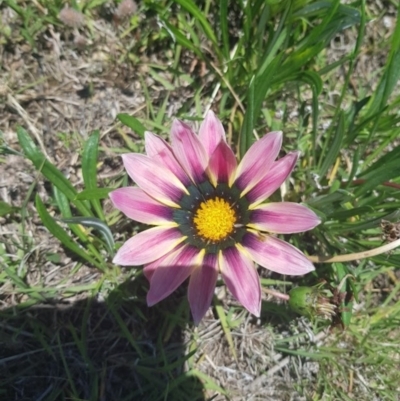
110;111;320;324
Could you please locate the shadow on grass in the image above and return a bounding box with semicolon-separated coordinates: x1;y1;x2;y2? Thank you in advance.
0;275;206;401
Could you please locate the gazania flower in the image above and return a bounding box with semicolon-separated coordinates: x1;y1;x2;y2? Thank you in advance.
110;111;320;324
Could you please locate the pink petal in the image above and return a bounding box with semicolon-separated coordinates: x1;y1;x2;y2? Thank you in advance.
249;202;321;233
198;110;226;156
247;152;299;206
188;253;218;324
109;187;173;225
144;131;167;157
144;132;190;185
122;153;187;207
170;119;208;183
113;226;185;266
143;242;187;282
143;262;157;282
243;232;315;275
146;246;202;306
234;132;283;196
207;140;238;186
219;246;261;317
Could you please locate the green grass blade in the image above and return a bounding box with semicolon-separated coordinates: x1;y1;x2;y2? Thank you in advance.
3;266;45;302
354;155;400;197
106;300;144;358
359;145;400;177
239;75;255;158
117;113;146;137
319;111;345;179
187;369;228;395
54;186;107;263
75;188;114;200
213;295;237;361
366;2;400;117
174;0;220;58
0;201;16;216
161;20;203;59
61;216;115;255
56;332;79;397
258;27;288;77
155;92;170;128
53;185;105;262
35;194;102;269
219;0;229;62
17;127;91;217
82;131;100;192
253;54;284;118
82;131;104;220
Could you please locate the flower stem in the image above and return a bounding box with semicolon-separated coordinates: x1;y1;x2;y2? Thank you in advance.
307;237;400;263
262;288;290;301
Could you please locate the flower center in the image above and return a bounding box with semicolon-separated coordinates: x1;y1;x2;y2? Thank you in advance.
193;197;236;242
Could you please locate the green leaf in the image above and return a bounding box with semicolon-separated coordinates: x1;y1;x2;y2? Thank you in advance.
307;190;353;216
0;201;16;216
319;111;345;179
149;68;175;91
54;186;108;263
354;156;400;197
239;75;255;158
3;266;46;302
106;299;143;358
219;0;230;61
117;113;146;137
258;26;288;77
82;131;100;192
17;127;91;217
161;21;203;58
188;369;228;395
82;131;104;219
360;145;400;177
366;4;400;117
333;263;357;327
214;295;237;361
253;54;284;122
75;188;114;200
173;0;220;57
61;216;115;255
53;185;73;218
295;70;323;95
35;194;102;269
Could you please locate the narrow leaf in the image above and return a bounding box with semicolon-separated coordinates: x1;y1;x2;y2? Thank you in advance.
239;76;255;158
35;194;100;268
17;127;91;216
75;188;114;200
61;216;115;255
117;114;146;137
319;111;345;179
214;295;237;361
82;131;100;192
174;0;219;54
161;21;203;58
354;157;400;197
366;4;400;116
82;131;104;219
0;201;16;216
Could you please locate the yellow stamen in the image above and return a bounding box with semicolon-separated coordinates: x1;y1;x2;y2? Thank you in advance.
193;197;236;242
